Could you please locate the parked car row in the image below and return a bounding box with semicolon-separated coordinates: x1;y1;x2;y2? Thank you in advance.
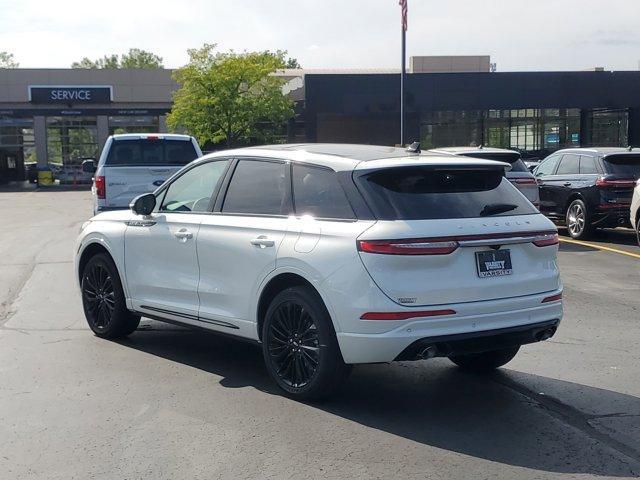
441;146;640;244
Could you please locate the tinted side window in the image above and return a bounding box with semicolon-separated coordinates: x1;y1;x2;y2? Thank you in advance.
556;154;580;175
293;165;355;219
160;160;229;212
579;156;599;174
535;156;559;177
222;160;287;215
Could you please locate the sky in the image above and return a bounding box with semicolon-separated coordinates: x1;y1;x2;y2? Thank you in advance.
1;0;640;71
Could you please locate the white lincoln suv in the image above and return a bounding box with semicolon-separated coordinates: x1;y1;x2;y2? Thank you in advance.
75;144;563;400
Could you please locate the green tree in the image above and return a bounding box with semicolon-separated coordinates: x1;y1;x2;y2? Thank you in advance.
0;51;19;68
71;49;162;69
284;57;302;69
120;48;163;68
167;44;294;148
272;49;301;69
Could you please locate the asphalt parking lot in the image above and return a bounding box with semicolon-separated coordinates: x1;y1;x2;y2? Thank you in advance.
1;189;639;480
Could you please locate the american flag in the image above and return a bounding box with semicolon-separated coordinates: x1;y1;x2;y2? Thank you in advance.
399;0;408;31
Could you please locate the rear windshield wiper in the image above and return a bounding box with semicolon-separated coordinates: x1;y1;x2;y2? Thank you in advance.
480;203;519;217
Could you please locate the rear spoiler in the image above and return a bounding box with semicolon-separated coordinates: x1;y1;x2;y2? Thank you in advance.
354;158;512;172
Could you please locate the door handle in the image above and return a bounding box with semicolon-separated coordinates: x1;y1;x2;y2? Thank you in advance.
174;228;193;241
563;182;571;187
250;235;275;248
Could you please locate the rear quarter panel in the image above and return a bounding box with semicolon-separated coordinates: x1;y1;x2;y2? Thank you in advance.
269;218;376;334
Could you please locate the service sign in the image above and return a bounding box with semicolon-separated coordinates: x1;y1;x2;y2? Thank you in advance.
29;85;113;104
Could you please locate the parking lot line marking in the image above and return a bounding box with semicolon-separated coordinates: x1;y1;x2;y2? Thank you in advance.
559;237;640;260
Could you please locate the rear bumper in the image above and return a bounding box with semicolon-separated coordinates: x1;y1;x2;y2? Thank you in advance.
394;319;559;361
592;207;632;228
336;291;563;364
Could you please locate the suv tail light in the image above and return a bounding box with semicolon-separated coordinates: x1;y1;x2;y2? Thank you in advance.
357;239;459;255
596;176;636;188
358;231;559;255
532;232;559;247
511;178;537;186
95;175;106;199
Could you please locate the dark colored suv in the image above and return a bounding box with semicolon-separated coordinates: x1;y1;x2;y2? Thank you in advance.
534;147;640;239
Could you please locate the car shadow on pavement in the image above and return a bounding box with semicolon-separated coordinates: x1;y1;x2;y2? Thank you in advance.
118;322;640;477
559;242;600;253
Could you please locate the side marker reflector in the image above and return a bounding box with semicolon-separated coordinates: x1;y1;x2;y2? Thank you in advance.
360;309;456;321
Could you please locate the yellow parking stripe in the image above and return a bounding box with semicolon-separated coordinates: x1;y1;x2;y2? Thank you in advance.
559;237;640;260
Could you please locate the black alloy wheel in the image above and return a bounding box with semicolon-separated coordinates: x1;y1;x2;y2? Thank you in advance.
83;262;116;331
262;286;351;400
266;301;320;388
81;253;140;338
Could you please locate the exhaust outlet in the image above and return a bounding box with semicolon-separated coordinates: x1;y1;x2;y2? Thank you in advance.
536;328;556;342
417;345;438;360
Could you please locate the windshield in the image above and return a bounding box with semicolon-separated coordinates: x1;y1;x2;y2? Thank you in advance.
355;166;537;220
603;154;640;178
105;139;199;166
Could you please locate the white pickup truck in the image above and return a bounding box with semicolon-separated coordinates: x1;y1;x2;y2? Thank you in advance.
84;134;202;215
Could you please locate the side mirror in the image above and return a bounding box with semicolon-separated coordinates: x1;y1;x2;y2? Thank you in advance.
82;159;97;173
130;193;156;216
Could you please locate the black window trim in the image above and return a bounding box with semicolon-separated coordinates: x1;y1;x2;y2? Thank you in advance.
217;157;293;218
290;161;358;222
153;157;233;215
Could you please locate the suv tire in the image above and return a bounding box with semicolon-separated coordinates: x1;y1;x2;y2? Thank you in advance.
449;346;520;372
262;286;351;400
566;199;592;239
81;253;140;339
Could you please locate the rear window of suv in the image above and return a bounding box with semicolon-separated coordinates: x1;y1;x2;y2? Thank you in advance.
105;139;199;166
603;154;640;178
356;166;537;220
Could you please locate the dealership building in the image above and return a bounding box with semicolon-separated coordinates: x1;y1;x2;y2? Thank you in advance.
1;56;640;182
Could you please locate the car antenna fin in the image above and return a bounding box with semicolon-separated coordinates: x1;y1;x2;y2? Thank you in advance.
406;141;421;154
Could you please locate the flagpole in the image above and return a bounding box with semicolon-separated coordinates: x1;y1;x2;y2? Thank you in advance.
400;25;406;146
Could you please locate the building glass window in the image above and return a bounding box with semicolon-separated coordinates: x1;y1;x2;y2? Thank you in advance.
108;115;160;135
46;116;98;165
484;108;580;155
420;110;482;149
590;109;628;147
0;117;36;163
